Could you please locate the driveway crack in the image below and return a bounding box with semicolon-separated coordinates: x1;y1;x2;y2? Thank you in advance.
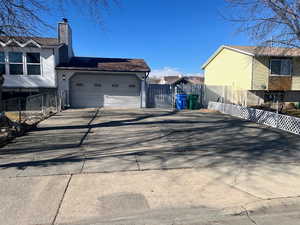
79;108;100;147
135;154;141;171
241;206;258;225
226;183;264;200
51;174;73;225
80;108;100;173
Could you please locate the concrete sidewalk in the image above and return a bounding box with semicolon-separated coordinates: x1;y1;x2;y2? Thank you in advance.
2;165;300;225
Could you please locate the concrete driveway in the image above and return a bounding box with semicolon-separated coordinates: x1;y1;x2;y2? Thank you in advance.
1;108;300;225
0;108;299;176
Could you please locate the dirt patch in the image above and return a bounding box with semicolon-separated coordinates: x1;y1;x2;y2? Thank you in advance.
198;109;220;113
251;104;300;118
0;112;55;147
5;112;20;121
286;109;300;118
0;115;34;147
5;111;46;124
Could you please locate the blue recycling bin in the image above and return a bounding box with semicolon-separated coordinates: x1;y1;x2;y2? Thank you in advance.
176;94;188;110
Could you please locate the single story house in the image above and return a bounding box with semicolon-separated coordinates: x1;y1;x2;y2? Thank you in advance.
172;76;204;86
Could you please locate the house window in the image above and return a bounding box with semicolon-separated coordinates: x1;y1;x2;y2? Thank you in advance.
26;53;41;75
9;52;23;75
0;52;5;74
112;84;119;87
270;59;292;76
94;83;101;87
129;84;136;88
76;83;83;87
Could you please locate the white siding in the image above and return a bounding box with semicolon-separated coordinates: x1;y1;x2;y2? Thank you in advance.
2;47;56;88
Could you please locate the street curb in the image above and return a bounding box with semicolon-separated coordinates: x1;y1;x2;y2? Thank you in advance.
222;196;300;216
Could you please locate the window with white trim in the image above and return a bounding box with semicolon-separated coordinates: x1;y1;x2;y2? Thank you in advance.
0;52;5;74
9;52;23;75
26;52;41;75
270;58;292;76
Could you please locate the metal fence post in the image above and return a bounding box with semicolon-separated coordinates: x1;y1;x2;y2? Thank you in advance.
276;100;279;128
18;97;21;123
41;94;44;115
55;94;58;112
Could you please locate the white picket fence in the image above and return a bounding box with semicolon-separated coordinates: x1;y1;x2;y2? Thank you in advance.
208;102;300;135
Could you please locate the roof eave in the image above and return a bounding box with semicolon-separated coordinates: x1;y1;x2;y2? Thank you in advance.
55;66;151;73
0;43;61;49
254;54;300;57
43;44;63;48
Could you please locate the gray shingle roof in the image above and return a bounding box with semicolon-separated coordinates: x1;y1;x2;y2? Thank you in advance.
228;45;300;57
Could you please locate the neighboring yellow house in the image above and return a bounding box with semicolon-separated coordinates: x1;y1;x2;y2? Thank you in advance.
202;45;300;106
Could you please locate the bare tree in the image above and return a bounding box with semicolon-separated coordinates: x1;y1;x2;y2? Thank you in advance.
225;0;300;47
0;0;116;36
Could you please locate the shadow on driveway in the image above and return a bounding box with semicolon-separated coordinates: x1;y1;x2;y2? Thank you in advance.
0;109;299;177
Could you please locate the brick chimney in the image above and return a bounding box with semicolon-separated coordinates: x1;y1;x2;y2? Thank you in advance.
58;18;74;63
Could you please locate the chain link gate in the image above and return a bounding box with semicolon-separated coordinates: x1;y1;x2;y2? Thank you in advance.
146;84;174;108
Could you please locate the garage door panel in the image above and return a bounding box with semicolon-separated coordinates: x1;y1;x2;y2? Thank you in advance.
70;73;141;108
102;89;139;96
70;74;104;108
104;95;140;108
71;94;104;108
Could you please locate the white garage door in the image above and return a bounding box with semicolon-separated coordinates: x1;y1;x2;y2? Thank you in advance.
70;74;141;108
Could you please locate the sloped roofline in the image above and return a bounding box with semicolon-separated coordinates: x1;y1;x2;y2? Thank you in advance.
0;36;61;48
201;45;254;69
0;38;42;48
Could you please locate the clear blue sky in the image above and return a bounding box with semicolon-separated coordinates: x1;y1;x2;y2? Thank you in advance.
45;0;252;75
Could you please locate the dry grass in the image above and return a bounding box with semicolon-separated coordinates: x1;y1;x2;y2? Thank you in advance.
5;112;21;122
286;109;300;118
198;109;220;113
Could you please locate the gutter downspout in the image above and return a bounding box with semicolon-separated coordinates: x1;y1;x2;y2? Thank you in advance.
141;71;150;108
